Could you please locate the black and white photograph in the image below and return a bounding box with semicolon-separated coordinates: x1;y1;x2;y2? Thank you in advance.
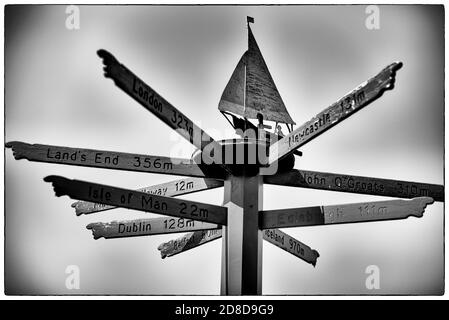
3;4;444;297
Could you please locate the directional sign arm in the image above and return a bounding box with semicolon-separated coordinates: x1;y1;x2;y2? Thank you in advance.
157;229;222;259
6;141;226;179
260;197;434;229
87;217;220;240
97;49;230;173
268;62;403;164
263;169;444;202
44;175;227;225
263;229;319;267
72;177;223;215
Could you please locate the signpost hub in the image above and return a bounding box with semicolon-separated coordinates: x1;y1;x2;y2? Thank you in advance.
192;138;271;177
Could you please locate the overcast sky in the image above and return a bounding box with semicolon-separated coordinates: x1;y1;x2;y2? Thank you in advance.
5;5;444;295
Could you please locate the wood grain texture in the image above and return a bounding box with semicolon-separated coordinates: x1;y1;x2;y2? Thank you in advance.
268;62;403;164
72;177;224;215
5;141;226;179
263;228;319;267
87;217;219;240
260;197;434;229
263;169;444;202
97;49;231;174
44;175;227;225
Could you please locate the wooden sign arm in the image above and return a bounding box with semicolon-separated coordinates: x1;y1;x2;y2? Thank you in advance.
44;175;227;225
5;141;227;179
97;49;231;174
260;197;434;229
157;228;319;266
72;177;224;215
268;62;403;164
263;229;319;267
157;229;222;259
87;217;220;240
263;169;444;202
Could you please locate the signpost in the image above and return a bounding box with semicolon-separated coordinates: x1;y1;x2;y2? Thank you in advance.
5;17;443;295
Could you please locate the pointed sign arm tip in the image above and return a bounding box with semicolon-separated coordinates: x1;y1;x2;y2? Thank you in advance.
5;141;30;160
97;49;118;66
5;141;16;148
43;175;74;197
85;223;103;240
43;175;67;184
409;196;434;218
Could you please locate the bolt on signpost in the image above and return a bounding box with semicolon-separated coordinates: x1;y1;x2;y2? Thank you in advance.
5;17;443;295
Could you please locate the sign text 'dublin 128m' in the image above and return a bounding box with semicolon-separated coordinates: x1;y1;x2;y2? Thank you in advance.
87;217;219;239
44;176;227;225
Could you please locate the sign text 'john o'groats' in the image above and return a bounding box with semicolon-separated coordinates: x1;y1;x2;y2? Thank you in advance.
268;62;402;164
72;177;223;215
260;196;434;229
43;175;227;225
264;169;444;202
